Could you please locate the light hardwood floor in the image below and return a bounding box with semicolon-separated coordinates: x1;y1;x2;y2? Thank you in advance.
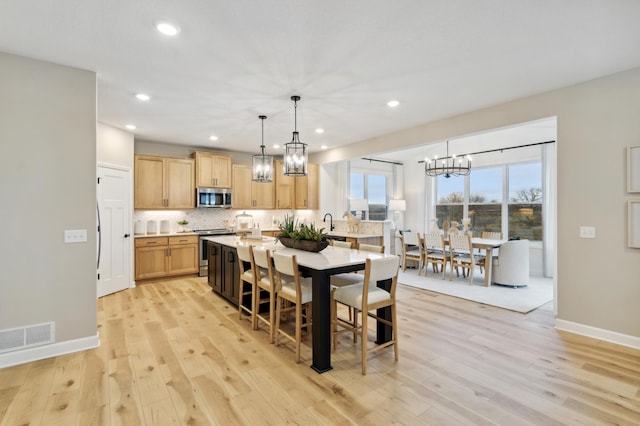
1;277;640;425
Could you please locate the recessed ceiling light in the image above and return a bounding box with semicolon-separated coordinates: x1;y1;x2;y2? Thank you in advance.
156;22;180;36
209;135;219;141
315;128;324;134
126;124;136;130
136;93;151;101
320;145;328;150
273;144;280;149
387;100;399;108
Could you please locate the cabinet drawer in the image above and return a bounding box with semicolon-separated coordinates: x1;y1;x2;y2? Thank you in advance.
169;235;198;245
135;237;169;247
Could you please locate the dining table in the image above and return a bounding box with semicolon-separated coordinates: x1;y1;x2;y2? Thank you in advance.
206;235;394;373
449;236;506;286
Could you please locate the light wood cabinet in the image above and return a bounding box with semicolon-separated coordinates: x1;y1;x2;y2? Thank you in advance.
135;235;198;280
134;155;195;209
231;164;275;209
194;151;231;188
294;163;319;209
274;160;294;210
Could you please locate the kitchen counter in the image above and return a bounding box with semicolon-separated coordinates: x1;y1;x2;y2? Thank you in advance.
134;231;198;238
326;231;382;239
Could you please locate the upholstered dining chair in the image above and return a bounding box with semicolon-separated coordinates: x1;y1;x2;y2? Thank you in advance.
448;234;485;285
331;255;400;375
423;232;447;279
236;244;262;328
331;240;354;249
252;247;277;343
272;252;313;363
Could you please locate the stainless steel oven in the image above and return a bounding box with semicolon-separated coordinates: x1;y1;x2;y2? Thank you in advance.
195;229;234;276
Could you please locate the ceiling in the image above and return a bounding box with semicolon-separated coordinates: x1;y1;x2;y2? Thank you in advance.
2;1;640;155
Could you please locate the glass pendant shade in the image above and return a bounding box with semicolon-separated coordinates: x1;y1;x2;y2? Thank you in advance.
252;115;273;182
284;96;308;176
252;149;273;182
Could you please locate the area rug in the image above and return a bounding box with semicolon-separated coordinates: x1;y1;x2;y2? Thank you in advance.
397;268;553;313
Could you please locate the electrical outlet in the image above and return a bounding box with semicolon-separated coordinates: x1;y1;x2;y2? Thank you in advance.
64;229;87;243
579;226;596;239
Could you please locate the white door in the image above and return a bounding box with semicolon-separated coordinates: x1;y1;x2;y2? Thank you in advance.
97;165;131;297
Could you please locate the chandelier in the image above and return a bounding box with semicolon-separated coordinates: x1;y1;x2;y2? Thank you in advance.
284;95;308;176
252;115;273;182
424;141;471;178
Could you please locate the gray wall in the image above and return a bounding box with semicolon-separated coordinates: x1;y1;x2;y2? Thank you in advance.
315;67;640;340
0;53;97;349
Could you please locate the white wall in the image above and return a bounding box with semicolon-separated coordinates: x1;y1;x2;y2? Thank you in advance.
314;67;640;343
0;52;98;365
97;122;134;168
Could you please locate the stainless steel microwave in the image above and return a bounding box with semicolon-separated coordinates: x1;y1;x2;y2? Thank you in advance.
197;188;232;208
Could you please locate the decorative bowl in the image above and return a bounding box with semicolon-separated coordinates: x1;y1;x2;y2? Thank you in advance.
278;237;329;252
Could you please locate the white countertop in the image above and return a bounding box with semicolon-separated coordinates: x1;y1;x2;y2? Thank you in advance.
326;231;382;239
134;232;198;238
203;235;392;270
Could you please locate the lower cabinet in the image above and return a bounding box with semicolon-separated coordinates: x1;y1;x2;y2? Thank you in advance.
207;241;240;304
135;235;198;280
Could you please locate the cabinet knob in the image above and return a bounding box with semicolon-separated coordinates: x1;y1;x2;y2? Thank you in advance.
124;233;130;238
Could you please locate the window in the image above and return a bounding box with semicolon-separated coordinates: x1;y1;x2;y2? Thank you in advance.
350;172;388;220
433;161;543;241
435;175;463;227
469;167;502;234
508;163;542;240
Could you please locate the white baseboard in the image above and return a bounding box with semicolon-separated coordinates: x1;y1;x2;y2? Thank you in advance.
555;319;640;350
0;333;100;368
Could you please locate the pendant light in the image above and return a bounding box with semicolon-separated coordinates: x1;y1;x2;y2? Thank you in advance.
424;140;471;178
252;115;273;182
284;95;308;176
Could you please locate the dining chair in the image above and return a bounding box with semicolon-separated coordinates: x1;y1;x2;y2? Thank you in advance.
331;255;400;375
478;231;503;272
448;234;485;285
331;240;353;249
272;252;313;363
481;231;503;240
400;232;424;273
423;232;447;279
252;247;277;343
357;243;385;253
236;244;262;328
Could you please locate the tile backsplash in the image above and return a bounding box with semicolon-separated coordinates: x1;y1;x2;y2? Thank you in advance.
133;209;386;235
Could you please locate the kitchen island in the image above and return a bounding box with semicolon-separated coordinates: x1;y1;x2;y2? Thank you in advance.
203;235;395;373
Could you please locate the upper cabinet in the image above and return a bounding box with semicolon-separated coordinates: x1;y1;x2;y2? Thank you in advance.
134;155;195;209
231;164;275;209
272;161;318;210
294;163;319;210
274;160;294;210
194;151;231;188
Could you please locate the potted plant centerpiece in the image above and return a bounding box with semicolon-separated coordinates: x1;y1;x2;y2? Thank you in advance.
276;215;329;252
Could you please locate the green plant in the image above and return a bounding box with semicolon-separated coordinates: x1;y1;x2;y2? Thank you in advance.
177;219;189;226
277;215;326;242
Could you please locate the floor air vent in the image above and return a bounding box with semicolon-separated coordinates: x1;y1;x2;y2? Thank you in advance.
0;322;54;353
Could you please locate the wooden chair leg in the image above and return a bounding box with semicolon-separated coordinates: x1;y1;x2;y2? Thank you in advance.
274;297;282;347
295;301;302;363
268;290;275;343
392;303;398;361
361;309;368;375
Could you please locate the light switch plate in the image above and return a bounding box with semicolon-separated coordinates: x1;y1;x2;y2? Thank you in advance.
579;226;596;239
64;229;87;243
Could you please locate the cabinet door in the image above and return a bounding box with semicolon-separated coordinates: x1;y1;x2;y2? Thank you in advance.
166;158;195;209
294;163;319;209
167;244;198;275
134;156;165;209
213;155;232;188
196;152;215;187
135;245;168;279
231;164;253;209
222;245;239;304
275;160;294;209
208;242;222;292
253;180;275;209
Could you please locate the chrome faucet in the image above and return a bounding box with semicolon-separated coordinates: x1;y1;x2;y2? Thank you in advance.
323;213;334;231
